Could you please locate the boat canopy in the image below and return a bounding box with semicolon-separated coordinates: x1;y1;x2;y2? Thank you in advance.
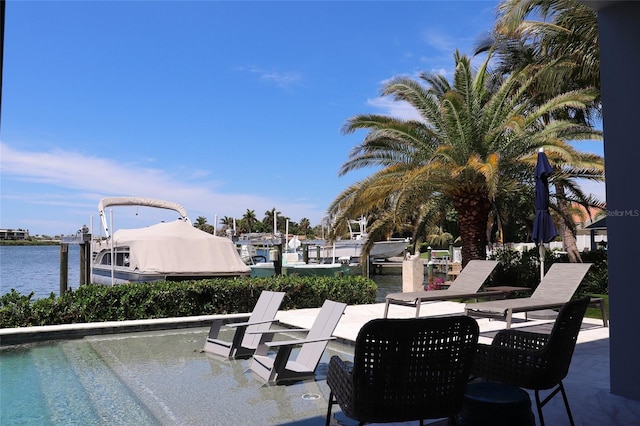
98;197;190;237
111;219;250;275
99;197;188;219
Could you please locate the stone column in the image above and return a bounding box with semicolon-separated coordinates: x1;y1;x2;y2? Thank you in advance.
402;252;424;292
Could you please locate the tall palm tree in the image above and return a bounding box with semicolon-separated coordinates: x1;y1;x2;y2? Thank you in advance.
263;208;281;233
478;0;604;261
220;216;235;227
495;0;599;93
329;51;601;266
299;218;311;236
193;216;215;234
194;216;208;228
241;209;257;234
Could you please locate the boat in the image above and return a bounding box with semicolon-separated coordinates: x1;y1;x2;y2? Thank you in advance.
236;236;349;277
255;252;348;277
235;217;406;277
91;197;250;285
304;217;409;262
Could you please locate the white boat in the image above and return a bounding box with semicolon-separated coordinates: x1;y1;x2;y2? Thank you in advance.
249;261;346;278
91;197;250;285
306;217;409;262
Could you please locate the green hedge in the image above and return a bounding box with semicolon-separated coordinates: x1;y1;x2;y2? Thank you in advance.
1;275;377;328
488;248;608;294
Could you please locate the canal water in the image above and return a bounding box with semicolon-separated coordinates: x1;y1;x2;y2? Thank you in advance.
0;245;81;299
0;245;403;301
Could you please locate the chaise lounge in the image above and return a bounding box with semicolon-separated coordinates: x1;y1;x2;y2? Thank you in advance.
384;260;501;318
464;263;592;328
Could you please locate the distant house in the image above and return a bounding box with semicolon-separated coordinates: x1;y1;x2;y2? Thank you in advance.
576;216;607;251
0;228;30;240
574;206;607;252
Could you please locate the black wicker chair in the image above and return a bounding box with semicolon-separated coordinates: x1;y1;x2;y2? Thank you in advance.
470;296;590;426
326;316;479;426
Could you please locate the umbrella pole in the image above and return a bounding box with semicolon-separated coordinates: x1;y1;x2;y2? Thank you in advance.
539;244;545;282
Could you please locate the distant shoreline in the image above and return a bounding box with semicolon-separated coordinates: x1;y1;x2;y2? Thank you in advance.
0;240;60;246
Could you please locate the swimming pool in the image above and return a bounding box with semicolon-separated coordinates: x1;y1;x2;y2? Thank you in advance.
0;327;356;425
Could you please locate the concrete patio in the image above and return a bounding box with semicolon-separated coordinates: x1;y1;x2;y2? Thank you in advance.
276;301;640;426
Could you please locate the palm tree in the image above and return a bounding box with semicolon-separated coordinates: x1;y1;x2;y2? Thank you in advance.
194;216;208;228
477;0;604;262
220;216;235;227
329;51;601;266
299;218;311;236
494;0;599;93
241;209;257;234
193;216;215;234
263;208;281;233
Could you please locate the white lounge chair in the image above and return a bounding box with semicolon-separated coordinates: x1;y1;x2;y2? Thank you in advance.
203;290;285;359
384;260;501;318
465;263;592;328
249;299;347;384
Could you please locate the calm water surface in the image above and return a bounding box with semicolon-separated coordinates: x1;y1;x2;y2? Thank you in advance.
0;245;80;299
0;245;402;301
0;327;358;425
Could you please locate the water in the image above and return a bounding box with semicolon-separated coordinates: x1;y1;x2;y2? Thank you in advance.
371;273;403;302
0;247;402;423
0;245;403;301
0;327;357;425
0;245;80;299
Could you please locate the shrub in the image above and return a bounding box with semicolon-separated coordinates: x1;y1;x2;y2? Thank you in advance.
488;248;541;289
579;250;608;294
0;275;377;328
488;247;608;295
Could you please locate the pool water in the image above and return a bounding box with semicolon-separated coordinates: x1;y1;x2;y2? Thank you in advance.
0;327;356;425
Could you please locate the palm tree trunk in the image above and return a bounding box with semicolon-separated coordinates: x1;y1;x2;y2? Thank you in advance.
555;182;582;263
453;191;492;267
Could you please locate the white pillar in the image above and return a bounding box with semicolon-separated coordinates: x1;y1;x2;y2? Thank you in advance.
402;254;424;292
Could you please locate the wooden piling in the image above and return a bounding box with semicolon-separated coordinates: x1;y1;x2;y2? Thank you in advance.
60;243;69;294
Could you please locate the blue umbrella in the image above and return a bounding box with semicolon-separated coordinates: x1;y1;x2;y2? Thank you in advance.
532;150;558;280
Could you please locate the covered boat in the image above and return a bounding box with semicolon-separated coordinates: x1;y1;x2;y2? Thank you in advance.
92;197;250;285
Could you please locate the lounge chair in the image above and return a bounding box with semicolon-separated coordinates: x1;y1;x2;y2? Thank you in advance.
326;316;479;426
203;290;286;359
471;296;591;426
384;260;501;318
465;263;592;328
249;299;347;384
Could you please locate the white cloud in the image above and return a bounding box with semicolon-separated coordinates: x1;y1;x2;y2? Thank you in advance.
0;142;325;235
259;71;302;88
422;29;457;53
367;96;422;122
236;66;302;88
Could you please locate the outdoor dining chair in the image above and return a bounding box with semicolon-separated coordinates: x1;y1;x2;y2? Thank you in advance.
470;296;590;426
326;316;479;426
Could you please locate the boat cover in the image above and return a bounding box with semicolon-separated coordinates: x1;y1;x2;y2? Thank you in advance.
112;219;250;275
98;197;189;219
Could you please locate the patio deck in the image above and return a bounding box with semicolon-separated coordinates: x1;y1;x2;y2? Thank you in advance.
277;301;640;426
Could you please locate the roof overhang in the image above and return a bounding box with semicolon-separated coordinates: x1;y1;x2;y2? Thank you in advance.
585;216;607;230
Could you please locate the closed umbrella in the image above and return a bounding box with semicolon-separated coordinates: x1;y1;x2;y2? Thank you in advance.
532;149;558;281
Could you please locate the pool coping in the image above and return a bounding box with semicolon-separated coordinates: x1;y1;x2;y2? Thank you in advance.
0;313;251;346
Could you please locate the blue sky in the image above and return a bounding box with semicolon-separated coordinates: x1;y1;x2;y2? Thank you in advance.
0;1;605;237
